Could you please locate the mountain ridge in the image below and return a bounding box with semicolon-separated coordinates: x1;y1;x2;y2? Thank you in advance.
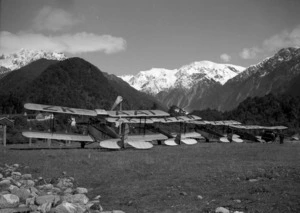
0;57;166;114
120;61;245;95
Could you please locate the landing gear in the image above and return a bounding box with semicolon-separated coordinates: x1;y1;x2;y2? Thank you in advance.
80;142;86;149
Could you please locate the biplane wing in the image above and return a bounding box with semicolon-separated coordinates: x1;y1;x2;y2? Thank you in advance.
22;131;94;142
105;110;169;117
127;134;168;142
127;141;153;149
25;103;100;116
164;138;178;146
181;138;198;145
106;115;201;124
100;139;121;149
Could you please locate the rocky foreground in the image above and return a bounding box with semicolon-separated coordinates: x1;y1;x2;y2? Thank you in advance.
0;164;246;213
0;164;124;213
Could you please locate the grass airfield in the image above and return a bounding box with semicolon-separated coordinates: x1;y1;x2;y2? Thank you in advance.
1;141;300;213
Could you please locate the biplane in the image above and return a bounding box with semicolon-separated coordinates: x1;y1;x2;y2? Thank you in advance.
106;115;202;146
227;124;288;143
22;97;202;150
189;120;244;143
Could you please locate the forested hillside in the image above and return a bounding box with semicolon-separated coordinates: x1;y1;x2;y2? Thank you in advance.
191;94;300;129
0;57;165;114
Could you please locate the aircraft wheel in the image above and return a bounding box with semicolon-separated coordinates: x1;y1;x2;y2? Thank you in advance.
80;142;85;149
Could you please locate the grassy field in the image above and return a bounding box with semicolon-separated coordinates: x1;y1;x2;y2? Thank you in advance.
1;141;300;213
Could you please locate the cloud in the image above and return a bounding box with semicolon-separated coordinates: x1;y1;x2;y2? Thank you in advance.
33;6;81;32
0;31;126;54
263;26;300;51
239;47;261;59
240;25;300;59
220;53;231;62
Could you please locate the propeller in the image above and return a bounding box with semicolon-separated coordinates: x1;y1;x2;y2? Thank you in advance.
111;96;123;111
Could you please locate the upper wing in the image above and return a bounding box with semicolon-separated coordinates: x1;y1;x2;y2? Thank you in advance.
106;115;201;124
22;131;94;142
25;103;98;116
105;110;169;117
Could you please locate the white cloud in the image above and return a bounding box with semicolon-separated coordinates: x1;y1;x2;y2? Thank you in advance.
220;53;231;62
33;6;81;32
239;47;261;59
263;26;300;51
0;31;126;54
240;25;300;59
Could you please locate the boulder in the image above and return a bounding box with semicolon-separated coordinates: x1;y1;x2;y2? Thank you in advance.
89;203;103;211
54;202;86;213
57;179;73;189
0;194;20;208
62;194;89;205
22;174;32;180
0;208;16;213
36;195;60;206
75;188;88;194
215;207;230;213
21;180;35;188
0;180;11;191
37;202;52;213
10;187;31;202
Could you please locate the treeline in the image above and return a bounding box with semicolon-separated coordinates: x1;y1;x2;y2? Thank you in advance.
191;94;300;129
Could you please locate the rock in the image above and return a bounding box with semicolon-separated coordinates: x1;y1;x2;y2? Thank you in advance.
0;194;20;208
12;164;19;168
18;204;27;208
197;195;203;200
64;188;73;195
0;208;16;213
26;197;36;206
37;202;52;213
52;187;62;195
93;195;101;200
249;179;259;182
233;211;244;213
21;180;35;188
179;191;187;196
0;180;11;191
10;187;31;202
57;179;73;189
29;204;39;211
75;187;88;194
215;207;230;213
89;203;103;211
22;174;32;180
54;202;86;213
38;184;54;191
11;172;22;178
0;174;3;179
36;195;60;206
8;185;19;193
62;194;89;205
234;199;242;203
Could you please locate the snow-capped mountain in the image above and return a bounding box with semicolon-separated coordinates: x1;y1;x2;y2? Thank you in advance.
0;49;67;72
190;47;300;111
120;61;245;95
120;68;178;94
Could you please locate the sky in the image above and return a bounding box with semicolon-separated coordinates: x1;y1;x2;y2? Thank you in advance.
1;0;300;76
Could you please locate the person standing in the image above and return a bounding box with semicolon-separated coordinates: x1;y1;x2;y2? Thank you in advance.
279;131;284;144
